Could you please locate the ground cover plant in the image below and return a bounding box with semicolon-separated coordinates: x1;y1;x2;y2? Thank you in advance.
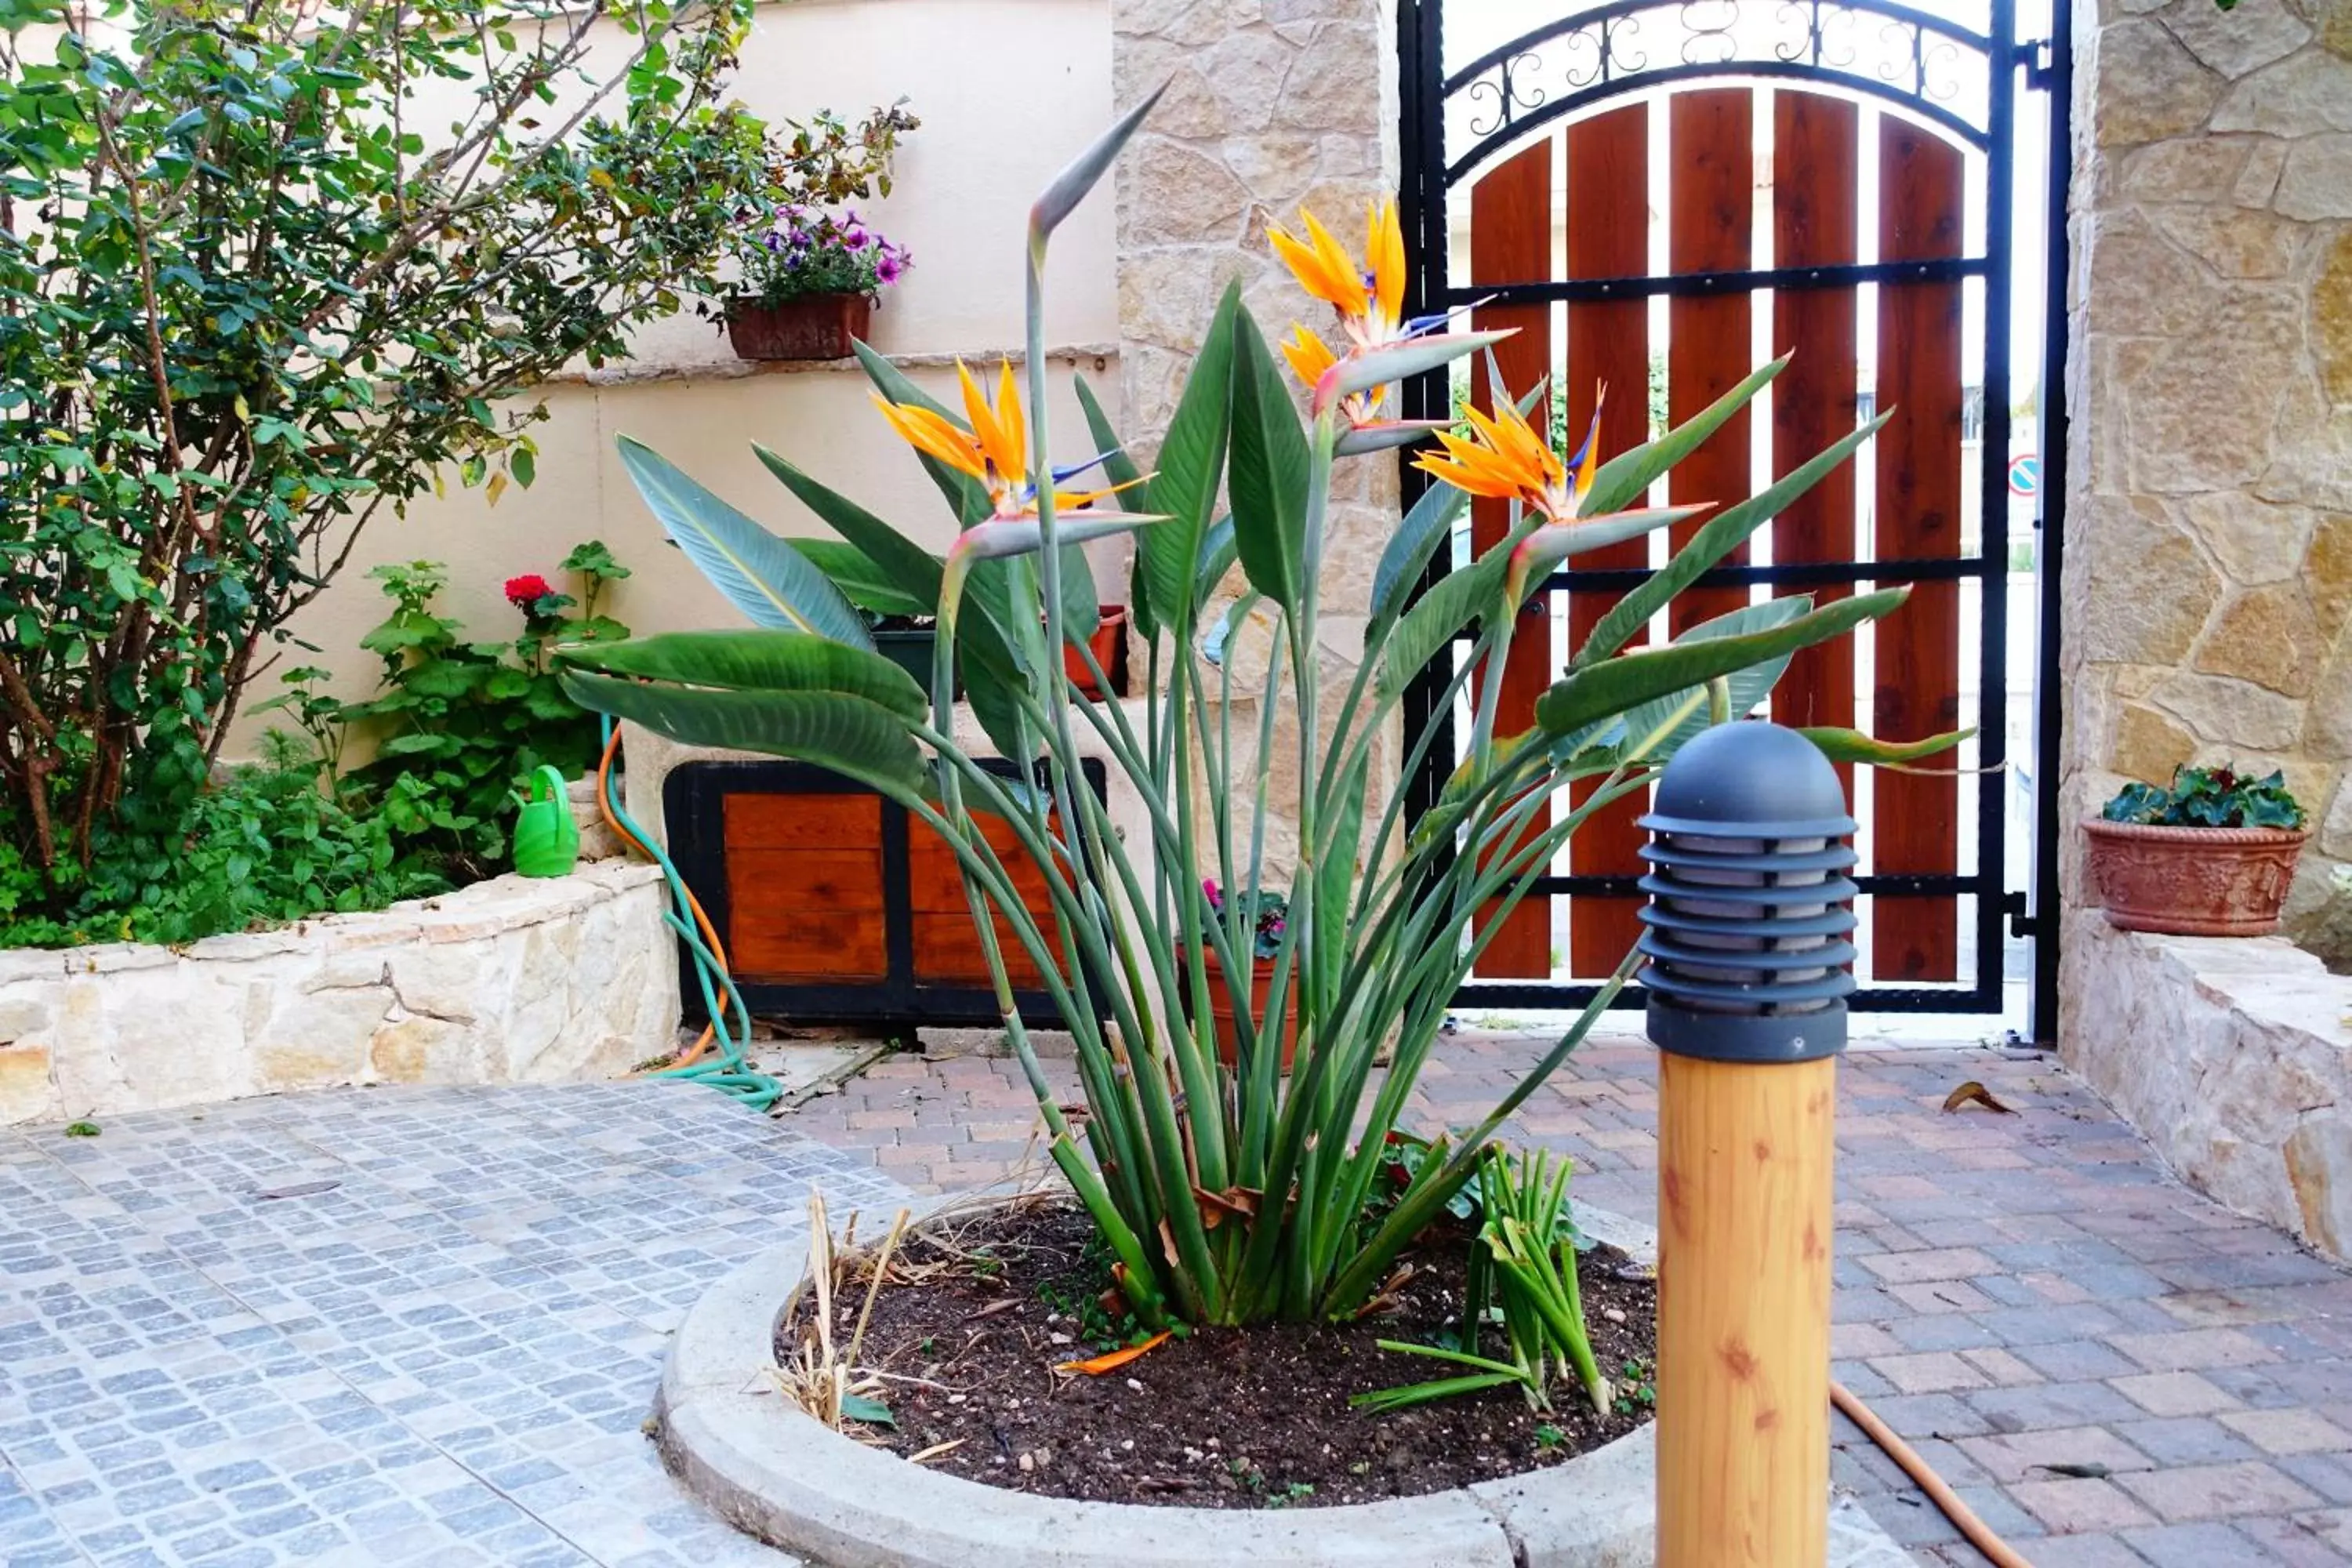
560;91;1960;1393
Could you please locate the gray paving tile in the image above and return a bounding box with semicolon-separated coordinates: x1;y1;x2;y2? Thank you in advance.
0;1085;885;1566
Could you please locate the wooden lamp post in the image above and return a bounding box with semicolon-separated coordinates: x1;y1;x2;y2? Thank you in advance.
1635;720;1858;1567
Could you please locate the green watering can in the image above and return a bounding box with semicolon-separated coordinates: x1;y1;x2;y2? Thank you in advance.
510;764;580;878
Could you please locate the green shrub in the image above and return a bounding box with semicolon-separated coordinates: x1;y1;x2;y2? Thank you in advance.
0;757;444;949
0;0;902;926
2103;765;2306;831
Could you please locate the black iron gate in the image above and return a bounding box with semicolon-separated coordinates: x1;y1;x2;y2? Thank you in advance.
1395;0;2072;1036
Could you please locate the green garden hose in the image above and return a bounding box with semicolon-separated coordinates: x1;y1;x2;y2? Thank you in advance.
597;718;786;1112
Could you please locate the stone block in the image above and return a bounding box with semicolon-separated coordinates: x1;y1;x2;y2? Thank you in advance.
2212;49;2352;135
2063;918;2352;1262
2276;133;2352;220
2163;0;2313;77
0;1040;56;1123
2093;20;2223;146
2191;584;2323;695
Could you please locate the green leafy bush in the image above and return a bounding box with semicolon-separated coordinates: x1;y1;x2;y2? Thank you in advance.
0;0;894;926
263;543;631;881
2103;765;2306;831
0;757;444;949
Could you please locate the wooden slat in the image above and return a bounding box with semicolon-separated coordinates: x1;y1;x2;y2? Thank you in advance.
726;848;887;912
732;908;887;982
722;793;882;851
1468;136;1556;978
1668;89;1755;636
906;815;1057;913
1770;91;1861;804
911;912;1046;989
1872;118;1965;982
1565;104;1654;979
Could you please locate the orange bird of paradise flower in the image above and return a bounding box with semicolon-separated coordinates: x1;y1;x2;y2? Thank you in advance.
872;360;1160;576
1417;384;1709;606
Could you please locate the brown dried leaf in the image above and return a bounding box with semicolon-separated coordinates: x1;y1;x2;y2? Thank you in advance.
1942;1080;2016;1115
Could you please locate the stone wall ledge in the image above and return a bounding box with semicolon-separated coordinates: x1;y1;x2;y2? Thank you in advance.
2063;913;2352;1261
0;859;678;1127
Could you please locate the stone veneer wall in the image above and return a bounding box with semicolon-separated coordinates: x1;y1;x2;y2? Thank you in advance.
2060;0;2352;985
1110;0;1399;878
2067;918;2352;1261
0;861;677;1126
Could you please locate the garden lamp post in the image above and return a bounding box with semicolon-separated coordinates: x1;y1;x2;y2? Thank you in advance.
1636;720;1857;1566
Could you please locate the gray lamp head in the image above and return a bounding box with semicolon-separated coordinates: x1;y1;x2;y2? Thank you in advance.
1636;721;1858;1064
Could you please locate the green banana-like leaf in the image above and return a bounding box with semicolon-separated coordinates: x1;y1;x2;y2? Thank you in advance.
1536;588;1908;737
1581;354;1788;517
784;539;929;620
756;445;1030;756
850;340;993;526
1370;480;1468;630
1195;515;1238;604
555;630;927;722
1138;282;1242;639
1609;597;1809;764
1800;725;1976;768
561;670;926;797
1226;304;1308;611
1073;375;1156;636
1377;519;1540;702
615;437;872;649
1575;411;1889;668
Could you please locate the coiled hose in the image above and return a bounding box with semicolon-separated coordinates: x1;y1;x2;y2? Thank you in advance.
596;719;786;1112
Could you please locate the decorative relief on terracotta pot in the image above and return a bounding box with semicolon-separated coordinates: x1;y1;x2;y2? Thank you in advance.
2083;819;2310;935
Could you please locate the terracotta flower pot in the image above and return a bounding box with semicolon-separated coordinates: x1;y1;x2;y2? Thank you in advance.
724;293;872;361
1195;945;1299;1072
1063;605;1131;699
2082;817;2310;936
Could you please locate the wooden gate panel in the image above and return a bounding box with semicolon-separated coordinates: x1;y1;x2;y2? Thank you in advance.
1469;138;1557;977
1769;93;1861;797
1667;89;1755;637
1871;119;1966;982
1564;104;1654;979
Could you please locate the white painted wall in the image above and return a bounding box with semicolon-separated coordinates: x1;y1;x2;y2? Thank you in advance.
236;0;1119;756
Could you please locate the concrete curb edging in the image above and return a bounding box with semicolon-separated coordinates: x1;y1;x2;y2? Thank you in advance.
654;1202;1664;1568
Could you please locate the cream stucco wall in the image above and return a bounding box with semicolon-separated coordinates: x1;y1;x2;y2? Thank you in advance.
237;0;1120;756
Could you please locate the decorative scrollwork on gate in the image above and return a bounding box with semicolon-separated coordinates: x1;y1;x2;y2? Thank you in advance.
1439;0;1999;180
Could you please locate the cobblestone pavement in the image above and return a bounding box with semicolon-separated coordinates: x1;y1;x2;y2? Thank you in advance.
0;1083;905;1568
789;1033;2352;1566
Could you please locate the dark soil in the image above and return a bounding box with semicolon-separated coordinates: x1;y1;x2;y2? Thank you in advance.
786;1200;1657;1509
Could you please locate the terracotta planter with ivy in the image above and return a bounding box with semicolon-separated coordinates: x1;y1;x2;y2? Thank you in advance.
724;293;873;362
1195;945;1300;1072
2086;766;2310;937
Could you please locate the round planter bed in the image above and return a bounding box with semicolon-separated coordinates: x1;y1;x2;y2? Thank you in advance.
654;1200;1661;1568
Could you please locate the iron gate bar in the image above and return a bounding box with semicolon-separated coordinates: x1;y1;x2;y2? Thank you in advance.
1536;874;1999;897
1449;255;1989;306
1529;553;2001;597
1395;0;2060;1018
2025;0;2073;1048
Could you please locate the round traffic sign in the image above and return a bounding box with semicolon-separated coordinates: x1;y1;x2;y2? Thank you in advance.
2007;454;2041;498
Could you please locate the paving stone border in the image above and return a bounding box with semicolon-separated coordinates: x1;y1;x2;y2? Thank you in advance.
0;858;677;1126
655;1197;1909;1567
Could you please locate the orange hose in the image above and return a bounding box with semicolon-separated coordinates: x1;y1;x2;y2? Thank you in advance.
1833;1379;2034;1568
597;725;724;1073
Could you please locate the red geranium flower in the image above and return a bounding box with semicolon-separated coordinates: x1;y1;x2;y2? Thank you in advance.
504;573;553;607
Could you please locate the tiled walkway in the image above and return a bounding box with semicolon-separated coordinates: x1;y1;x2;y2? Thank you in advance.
790;1034;2352;1567
0;1084;901;1568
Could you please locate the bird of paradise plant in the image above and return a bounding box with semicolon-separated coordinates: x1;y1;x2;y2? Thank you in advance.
556;88;1956;1331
